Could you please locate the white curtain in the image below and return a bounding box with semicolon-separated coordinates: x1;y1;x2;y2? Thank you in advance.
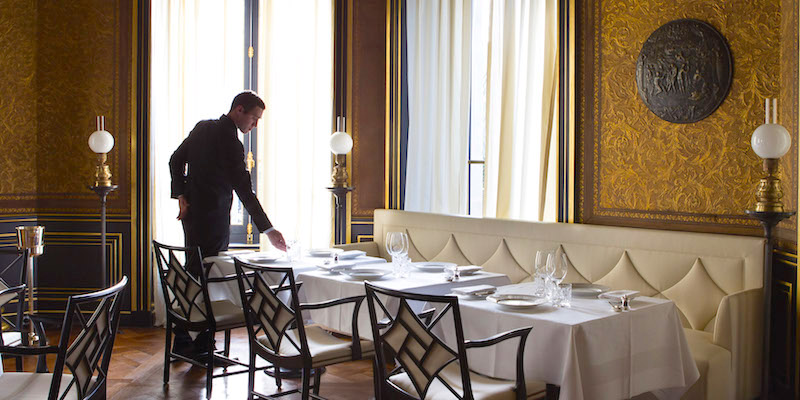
149;0;245;326
404;0;472;215
483;0;558;221
256;0;333;249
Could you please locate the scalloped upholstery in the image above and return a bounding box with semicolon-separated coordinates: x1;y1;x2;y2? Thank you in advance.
353;209;766;400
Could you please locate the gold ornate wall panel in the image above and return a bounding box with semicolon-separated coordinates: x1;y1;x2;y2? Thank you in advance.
780;0;799;244
0;2;38;212
349;0;387;219
36;0;131;214
577;0;798;237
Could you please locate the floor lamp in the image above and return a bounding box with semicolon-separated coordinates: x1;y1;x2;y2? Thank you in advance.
745;99;795;400
327;117;354;245
88;116;117;287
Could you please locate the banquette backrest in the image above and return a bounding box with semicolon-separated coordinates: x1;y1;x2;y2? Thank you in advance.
370;209;765;333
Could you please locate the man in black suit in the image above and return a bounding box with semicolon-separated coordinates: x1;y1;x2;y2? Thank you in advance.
169;91;286;357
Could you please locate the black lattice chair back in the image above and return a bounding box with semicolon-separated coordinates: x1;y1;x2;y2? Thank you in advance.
50;277;128;400
233;258;309;360
365;282;473;399
152;241;212;327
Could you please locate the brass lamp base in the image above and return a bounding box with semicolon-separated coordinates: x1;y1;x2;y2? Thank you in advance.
331;154;349;188
95;153;113;187
754;158;784;212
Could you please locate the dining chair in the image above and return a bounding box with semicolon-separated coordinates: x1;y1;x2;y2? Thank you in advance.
0;276;128;400
152;240;256;399
0;248;48;372
233;258;375;400
364;282;546;400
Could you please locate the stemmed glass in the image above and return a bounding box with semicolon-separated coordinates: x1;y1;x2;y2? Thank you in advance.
533;250;551;297
385;232;409;276
547;253;569;306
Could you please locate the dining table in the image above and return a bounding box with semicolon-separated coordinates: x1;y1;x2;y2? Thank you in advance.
202;250;387;306
437;282;699;400
297;266;512;338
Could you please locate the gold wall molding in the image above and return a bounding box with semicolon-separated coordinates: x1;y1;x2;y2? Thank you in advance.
577;0;797;237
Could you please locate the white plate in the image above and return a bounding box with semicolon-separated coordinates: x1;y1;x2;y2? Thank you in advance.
571;283;610;298
486;294;548;310
245;255;280;264
412;261;457;272
308;248;345;257
315;262;356;274
343;267;391;280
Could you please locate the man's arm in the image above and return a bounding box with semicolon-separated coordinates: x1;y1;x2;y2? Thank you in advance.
169;136;190;199
225;139;273;233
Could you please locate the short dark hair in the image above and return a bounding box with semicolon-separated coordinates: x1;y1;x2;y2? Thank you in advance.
230;91;265;113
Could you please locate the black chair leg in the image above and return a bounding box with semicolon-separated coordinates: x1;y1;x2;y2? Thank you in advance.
163;323;172;384
13;355;22;371
247;351;256;400
224;329;231;358
301;367;312;399
545;384;560;400
312;367;322;395
206;331;214;399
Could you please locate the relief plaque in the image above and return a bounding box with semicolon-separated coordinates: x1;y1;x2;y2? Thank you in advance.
635;19;732;124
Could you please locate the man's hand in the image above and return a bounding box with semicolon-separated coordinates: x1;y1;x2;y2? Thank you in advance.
267;230;287;252
177;195;190;220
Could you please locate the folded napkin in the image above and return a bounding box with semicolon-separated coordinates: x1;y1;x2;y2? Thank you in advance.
598;290;639;300
451;284;497;296
338;250;367;259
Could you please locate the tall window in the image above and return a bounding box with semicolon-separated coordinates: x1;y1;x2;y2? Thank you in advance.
405;0;558;221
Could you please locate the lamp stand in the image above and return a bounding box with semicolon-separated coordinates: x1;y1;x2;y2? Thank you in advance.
326;186;354;244
745;210;795;400
755;158;785;212
90;185;118;287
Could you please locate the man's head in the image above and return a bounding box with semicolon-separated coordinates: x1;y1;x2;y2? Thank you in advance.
227;91;265;134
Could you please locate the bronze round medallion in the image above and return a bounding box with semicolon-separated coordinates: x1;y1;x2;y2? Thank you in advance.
635;19;732;124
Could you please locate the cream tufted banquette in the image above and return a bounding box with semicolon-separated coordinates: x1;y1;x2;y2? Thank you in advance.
338;210;765;400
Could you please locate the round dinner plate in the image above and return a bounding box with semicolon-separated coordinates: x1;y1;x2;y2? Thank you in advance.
343;267;391;280
308;248;344;257
571;283;610;298
412;261;457;272
486;294;548;310
245;255;280;264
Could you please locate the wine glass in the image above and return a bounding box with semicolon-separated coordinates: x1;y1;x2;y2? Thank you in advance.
533;250;551;296
552;253;568;284
385;232;408;261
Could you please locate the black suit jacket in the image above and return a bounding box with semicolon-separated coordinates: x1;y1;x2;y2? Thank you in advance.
169;115;272;250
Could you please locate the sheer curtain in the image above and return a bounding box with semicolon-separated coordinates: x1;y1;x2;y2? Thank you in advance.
149;0;244;325
404;0;472;215
256;0;333;249
483;0;558;221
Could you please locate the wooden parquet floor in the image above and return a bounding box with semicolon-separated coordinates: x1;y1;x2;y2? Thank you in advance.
2;327;376;400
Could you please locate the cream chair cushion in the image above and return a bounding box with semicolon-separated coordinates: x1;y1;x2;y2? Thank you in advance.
258;324;374;368
389;363;546;400
173;299;245;327
681;330;733;400
0;372;80;400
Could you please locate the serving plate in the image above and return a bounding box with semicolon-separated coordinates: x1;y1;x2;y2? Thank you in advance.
342;267;392;280
308;248;345;257
444;265;482;276
571;283;610;298
315;262;356;274
486;294;548;310
338;250;367;260
412;261;457;272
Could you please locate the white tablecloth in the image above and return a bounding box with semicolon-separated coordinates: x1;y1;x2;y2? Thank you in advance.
204;252;387;306
442;283;699;400
297;268;512;338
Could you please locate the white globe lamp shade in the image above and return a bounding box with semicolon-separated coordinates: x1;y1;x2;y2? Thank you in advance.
329;131;353;155
88;130;115;154
751;123;791;159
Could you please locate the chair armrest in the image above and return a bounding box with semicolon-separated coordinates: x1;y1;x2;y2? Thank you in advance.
0;284;26;306
206;273;239;283
334;242;382;258
301;295;367;359
713;288;762;399
465;326;532;397
0;344;59;356
376;308;436;329
464;326;532;349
